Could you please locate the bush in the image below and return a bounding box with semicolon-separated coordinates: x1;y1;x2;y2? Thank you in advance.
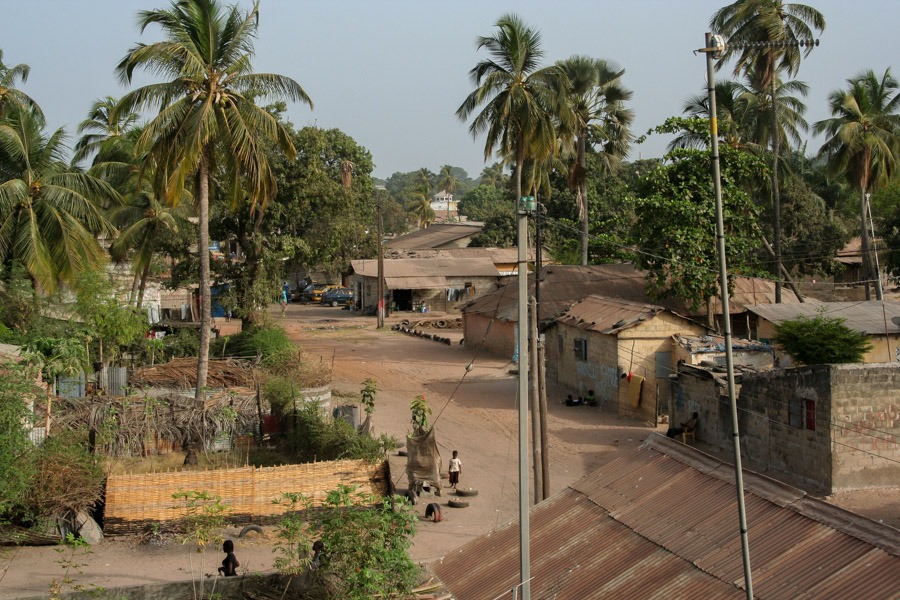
774;313;872;365
221;326;295;370
24;431;104;523
0;361;39;519
284;404;397;463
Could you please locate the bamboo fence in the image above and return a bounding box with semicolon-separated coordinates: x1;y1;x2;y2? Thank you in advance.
104;459;389;534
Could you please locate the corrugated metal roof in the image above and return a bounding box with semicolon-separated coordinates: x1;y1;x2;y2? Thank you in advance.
351;257;499;279
745;301;900;335
556;295;671;334
385;223;483;249
431;435;900;600
674;333;773;354
384;246;530;263
460;264;795;323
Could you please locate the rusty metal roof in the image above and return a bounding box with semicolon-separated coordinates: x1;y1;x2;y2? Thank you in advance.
384;223;483;249
461;264;793;323
745;301;900;335
431;435;900;600
351;257;499;279
384;246;530;264
556;295;679;335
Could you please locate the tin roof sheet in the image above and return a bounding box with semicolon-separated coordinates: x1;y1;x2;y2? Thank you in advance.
384;223;483;249
745;301;900;335
351;257;499;279
556;295;674;334
432;434;900;600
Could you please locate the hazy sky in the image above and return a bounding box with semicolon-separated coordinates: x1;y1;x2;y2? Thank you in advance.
1;1;897;179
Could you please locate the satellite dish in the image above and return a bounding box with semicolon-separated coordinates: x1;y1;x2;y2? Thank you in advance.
892;316;900;327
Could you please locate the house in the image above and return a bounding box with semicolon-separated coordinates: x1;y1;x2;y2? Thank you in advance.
745;301;900;365
385;222;483;250
429;189;458;222
672;333;775;370
385;247;528;276
348;257;500;313
461;264;797;360
547;295;707;423
669;361;900;493
431;434;900;600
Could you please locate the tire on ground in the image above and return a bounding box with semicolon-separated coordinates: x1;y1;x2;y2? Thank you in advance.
455;488;479;497
239;524;264;538
447;498;470;508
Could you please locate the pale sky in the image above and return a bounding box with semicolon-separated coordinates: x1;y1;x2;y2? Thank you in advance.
1;1;897;179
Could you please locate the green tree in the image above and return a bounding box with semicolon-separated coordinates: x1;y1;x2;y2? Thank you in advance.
0;49;42;121
116;0;312;410
0;360;39;519
312;485;418;600
556;55;633;265
0;107;117;293
458;184;507;221
405;193;434;229
478;162;507;188
633;128;765;317
457;14;566;210
814;68;900;300
436;164;460;195
72;96;138;166
774;313;872;364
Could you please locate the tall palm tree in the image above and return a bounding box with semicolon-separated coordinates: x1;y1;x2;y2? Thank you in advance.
436;165;460;194
73;96;139;165
456;13;567;209
0;49;43;121
556;55;633;265
415;167;433;198
116;0;312;414
479;162;506;188
711;0;825;301
0;107;117;292
407;193;434;229
814;68;900;300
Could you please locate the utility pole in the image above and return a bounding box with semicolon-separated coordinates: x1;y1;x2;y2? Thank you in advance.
516;194;533;600
376;194;385;330
702;32;754;600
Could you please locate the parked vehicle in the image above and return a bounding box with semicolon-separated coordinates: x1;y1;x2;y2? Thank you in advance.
296;283;339;303
321;287;354;307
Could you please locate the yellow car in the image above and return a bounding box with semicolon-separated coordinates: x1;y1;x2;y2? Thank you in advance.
298;283;340;303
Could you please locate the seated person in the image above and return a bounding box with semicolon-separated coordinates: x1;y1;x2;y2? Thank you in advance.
425;502;443;522
585;390;597;407
565;394;582;407
666;412;699;439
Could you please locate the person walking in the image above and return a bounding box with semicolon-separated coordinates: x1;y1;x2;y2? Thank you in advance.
448;450;462;490
279;286;288;316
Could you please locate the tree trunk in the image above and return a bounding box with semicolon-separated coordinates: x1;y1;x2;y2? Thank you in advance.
577;134;589;266
771;77;783;303
129;271;140;306
136;258;153;310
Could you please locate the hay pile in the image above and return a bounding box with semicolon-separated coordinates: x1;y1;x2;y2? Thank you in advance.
130;357;258;389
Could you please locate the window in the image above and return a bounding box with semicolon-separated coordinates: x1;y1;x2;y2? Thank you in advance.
804;400;816;431
789;396;816;431
573;338;587;361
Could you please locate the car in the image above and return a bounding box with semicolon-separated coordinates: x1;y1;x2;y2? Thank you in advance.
296;283;339;303
321;287;354;307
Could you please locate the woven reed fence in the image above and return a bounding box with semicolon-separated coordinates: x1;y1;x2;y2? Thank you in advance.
104;459;389;534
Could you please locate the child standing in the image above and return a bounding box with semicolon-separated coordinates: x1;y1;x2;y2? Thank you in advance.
218;539;239;577
448;450;462;490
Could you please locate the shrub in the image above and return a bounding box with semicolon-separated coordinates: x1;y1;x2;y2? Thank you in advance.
221;326;295;370
774;313;873;365
25;431;104;524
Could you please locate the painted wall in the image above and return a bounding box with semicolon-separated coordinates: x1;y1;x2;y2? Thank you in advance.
463;313;516;360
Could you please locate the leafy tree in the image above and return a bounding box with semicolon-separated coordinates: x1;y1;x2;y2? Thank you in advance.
458;184;507;222
0;360;39;519
71;269;146;368
469;209;516;248
556;55;633;265
633;123;765;315
72;96;138;166
311;485;418;600
0;107;117;293
116;0;312;409
814;68;900;300
457;14;566;212
478;162;507;188
774;313;872;364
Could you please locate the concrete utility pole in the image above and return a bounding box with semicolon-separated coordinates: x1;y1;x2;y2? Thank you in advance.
376;195;385;330
702;32;754;600
516;194;533;600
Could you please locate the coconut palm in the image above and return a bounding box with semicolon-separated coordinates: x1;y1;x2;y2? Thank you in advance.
115;0;312;412
814;68;900;300
73;96;139;166
436;165;461;195
456;13;567;208
711;0;824;301
556;55;633;265
414;167;433;198
0;49;43;121
0;107;117;292
407;193;434;229
479;162;507;188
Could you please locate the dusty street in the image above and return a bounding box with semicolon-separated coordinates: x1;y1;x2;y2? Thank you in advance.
0;302;895;598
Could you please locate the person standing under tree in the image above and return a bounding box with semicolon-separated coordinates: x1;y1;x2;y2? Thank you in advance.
448;450;462;489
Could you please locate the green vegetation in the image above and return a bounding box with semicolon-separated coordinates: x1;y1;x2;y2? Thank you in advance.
774;313;873;365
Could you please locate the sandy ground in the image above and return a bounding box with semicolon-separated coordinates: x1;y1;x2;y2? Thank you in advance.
0;303;897;598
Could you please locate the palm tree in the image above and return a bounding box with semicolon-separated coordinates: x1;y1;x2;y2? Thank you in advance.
0;49;43;121
415;167;433;198
814;68;900;300
556;55;633;265
711;0;825;301
73;96;139;165
407;193;434;229
0;107;117;292
436;165;460;195
456;13;567;209
115;0;312;414
479;162;506;188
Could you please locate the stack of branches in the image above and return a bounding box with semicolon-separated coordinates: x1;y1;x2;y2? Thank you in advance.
130;357;259;389
52;389;262;458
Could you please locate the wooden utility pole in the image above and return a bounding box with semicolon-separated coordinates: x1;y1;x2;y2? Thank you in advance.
377;195;385;329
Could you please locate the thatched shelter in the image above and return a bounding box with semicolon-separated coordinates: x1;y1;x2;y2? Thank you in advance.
130;357;258;389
